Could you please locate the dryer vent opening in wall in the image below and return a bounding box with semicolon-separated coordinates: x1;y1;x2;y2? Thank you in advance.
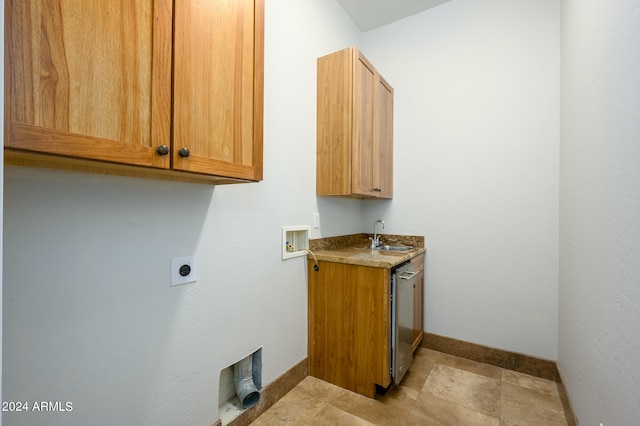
218;349;262;425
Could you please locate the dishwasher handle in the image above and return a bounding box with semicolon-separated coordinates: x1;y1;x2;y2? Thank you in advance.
398;271;417;280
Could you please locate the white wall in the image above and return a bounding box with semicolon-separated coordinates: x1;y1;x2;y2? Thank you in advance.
361;0;561;360
1;4;4;425
559;0;640;424
2;1;361;425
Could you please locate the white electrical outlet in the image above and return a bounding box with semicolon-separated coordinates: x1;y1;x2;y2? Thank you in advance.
313;212;320;228
171;256;197;286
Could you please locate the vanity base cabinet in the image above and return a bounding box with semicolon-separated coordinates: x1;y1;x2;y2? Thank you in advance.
308;261;391;398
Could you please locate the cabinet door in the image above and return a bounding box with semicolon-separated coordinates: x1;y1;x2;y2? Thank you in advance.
172;0;264;181
412;268;425;351
351;53;376;197
352;53;393;198
5;0;173;168
374;77;393;199
308;261;391;397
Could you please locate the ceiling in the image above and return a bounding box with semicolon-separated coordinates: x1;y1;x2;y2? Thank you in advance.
336;0;452;32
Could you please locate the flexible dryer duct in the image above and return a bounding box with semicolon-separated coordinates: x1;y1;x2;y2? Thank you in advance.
234;356;260;409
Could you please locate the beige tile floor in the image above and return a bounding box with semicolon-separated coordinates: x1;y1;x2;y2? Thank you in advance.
251;348;569;425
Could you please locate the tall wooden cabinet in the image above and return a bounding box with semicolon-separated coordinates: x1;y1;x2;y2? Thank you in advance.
4;0;263;184
317;47;393;198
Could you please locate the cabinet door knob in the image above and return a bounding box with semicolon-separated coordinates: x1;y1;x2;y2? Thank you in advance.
374;187;382;192
156;145;169;156
178;147;190;158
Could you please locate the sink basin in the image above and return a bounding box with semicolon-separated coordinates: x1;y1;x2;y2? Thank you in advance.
366;245;413;252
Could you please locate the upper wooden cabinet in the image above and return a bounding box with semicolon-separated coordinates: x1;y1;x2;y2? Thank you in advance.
4;0;263;184
316;47;393;198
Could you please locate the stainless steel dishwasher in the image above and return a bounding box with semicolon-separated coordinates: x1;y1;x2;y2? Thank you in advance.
391;260;416;385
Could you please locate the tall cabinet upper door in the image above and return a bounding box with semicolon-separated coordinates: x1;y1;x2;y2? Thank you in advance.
374;77;394;199
352;53;376;197
172;0;264;181
5;0;173;169
351;53;393;199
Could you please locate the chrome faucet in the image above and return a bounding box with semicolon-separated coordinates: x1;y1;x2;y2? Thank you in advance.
370;219;386;248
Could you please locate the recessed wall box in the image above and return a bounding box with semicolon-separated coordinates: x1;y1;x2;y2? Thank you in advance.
282;226;310;260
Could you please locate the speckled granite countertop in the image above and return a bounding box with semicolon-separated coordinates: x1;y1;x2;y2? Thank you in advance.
308;233;426;268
